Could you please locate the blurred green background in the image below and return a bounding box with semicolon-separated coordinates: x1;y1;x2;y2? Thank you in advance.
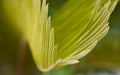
0;0;120;75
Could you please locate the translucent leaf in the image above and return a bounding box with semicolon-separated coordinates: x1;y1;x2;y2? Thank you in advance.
2;0;118;72
51;0;118;66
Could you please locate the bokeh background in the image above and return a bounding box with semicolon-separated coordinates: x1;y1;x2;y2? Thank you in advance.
0;0;120;75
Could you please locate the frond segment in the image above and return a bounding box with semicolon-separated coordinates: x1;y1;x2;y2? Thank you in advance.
52;0;118;66
25;0;60;72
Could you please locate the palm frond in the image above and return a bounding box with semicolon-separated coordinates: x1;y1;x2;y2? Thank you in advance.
52;0;118;66
2;0;118;72
22;0;61;72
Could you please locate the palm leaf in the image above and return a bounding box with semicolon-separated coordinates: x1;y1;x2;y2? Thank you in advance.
52;0;118;66
2;0;118;72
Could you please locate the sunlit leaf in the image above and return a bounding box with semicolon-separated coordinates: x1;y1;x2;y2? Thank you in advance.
52;0;118;66
2;0;118;72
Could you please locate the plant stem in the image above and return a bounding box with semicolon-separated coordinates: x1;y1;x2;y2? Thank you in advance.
16;36;28;75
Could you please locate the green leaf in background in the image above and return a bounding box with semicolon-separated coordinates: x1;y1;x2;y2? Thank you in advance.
2;0;118;72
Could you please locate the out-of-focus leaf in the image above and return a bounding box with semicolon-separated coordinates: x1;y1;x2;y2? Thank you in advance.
42;66;75;75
